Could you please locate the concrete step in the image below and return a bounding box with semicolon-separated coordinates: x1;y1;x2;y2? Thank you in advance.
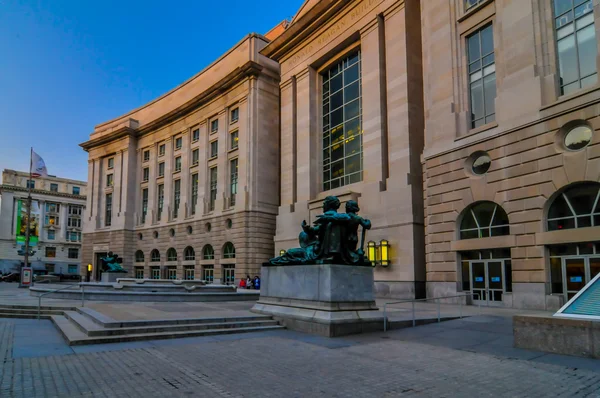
0;304;74;311
51;315;284;346
64;311;279;337
0;308;66;315
0;312;53;319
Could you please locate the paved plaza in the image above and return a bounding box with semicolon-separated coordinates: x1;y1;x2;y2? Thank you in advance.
1;310;600;397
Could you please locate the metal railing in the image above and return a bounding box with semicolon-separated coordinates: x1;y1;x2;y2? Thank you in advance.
37;283;85;320
383;292;481;332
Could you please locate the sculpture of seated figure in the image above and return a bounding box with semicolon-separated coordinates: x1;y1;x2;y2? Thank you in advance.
267;196;372;266
101;251;127;273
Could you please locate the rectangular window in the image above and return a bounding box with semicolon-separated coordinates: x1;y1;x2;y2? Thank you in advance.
210;140;218;158
465;0;484;10
175;137;182;150
50;183;58;192
26;180;35;189
142;167;149;182
68;248;79;259
45;215;59;226
230;158;238;207
68;205;82;215
141;188;148;223
158;162;165;177
209;167;218;211
68;231;81;242
203;265;214;284
47;230;55;240
105;193;112;226
67;217;81;228
467;24;496;128
45;203;60;213
554;0;597;95
230;130;239;150
45;264;55;273
192;149;199;165
321;50;363;191
45;247;56;258
68;265;78;274
173;179;181;219
191;173;199;215
151;267;160;280
108;157;114;169
192;129;200;142
211;119;219;133
135;267;144;279
157;184;164;221
143;150;150;162
230;107;239;123
106;174;114;187
159;144;166;157
175;156;182;172
185;265;195;280
72;186;80;195
167;266;177;280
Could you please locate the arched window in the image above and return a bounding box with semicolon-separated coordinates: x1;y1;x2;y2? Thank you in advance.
167;248;177;261
203;245;214;260
135;250;144;263
223;242;236;259
151;249;160;262
184;246;195;261
459;201;509;239
548;183;600;231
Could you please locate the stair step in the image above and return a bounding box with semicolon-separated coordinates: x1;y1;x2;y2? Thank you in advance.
51;315;284;346
0;304;74;311
0;312;53;319
0;308;66;315
65;311;279;336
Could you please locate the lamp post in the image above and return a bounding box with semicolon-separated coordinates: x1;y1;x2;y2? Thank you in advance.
86;263;92;282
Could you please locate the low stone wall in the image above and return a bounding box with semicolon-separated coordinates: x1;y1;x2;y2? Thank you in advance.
514;314;600;358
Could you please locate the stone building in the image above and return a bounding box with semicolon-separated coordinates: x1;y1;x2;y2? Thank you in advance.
0;169;86;275
80;34;280;284
264;0;427;298
421;0;600;310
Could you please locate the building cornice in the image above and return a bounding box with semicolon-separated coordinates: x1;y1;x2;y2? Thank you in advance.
79;61;265;151
260;0;350;61
0;185;87;201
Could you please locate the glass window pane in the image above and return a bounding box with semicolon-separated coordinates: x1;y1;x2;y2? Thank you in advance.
554;0;573;19
330;90;343;111
550;257;563;294
330;73;343;93
331;108;343;128
344;81;360;103
346;134;361;156
483;73;496;118
481;25;494;55
460;229;479;239
577;24;597;78
345;117;361;139
505;260;512;292
470;80;484;123
558;36;579;86
566;185;599;214
557;23;575;40
556;11;574;28
331;160;344;179
581;73;598;89
345;154;361;175
469;60;481;73
548;195;573;219
467;33;480;63
462;261;470;291
473;202;497;227
347;52;359;66
345;99;360;120
344;64;359;84
331;124;344;145
461;211;478;230
575;4;594;23
331;143;344;162
548;218;576;230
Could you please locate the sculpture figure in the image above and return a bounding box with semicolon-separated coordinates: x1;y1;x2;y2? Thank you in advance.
100;251;127;273
268;196;372;266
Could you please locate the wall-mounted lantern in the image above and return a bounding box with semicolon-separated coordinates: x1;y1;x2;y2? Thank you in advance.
279;249;286;256
367;240;391;267
87;264;92;272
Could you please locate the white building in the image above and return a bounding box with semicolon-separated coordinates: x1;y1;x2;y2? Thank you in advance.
0;169;87;276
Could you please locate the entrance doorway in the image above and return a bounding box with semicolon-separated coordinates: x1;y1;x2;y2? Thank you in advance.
202;265;214;283
549;243;600;301
461;249;512;306
94;252;107;281
223;265;235;285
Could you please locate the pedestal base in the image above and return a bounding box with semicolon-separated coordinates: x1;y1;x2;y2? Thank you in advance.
251;264;384;337
100;272;125;283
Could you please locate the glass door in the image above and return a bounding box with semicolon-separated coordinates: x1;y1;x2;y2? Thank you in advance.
590;258;600;280
471;262;487;303
223;265;235;285
203;266;214;284
563;258;586;300
487;261;503;303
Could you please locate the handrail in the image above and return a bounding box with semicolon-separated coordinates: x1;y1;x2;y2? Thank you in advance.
383;292;481;332
37;283;84;320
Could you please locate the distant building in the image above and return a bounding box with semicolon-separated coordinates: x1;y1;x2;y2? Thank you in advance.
80;34;281;284
0;169;87;276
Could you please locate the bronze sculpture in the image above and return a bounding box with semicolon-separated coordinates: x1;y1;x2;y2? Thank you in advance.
268;196;372;266
100;252;127;273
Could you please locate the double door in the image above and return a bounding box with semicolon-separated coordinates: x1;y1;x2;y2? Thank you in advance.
469;260;507;306
561;256;600;300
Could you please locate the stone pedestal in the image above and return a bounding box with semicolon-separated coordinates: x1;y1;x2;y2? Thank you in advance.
251;264;384;337
100;272;125;283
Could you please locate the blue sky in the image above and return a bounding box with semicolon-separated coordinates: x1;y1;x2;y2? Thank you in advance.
0;0;302;182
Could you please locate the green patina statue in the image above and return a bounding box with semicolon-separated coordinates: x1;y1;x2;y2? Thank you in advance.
100;251;127;273
269;196;372;266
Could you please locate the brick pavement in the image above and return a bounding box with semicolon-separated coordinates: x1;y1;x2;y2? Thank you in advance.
1;317;600;397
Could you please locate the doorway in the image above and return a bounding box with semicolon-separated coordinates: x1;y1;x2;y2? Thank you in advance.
461;249;512;306
222;265;235;285
94;252;107;282
561;257;600;300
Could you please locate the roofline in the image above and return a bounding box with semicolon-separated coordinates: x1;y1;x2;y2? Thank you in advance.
93;33;270;133
2;169;87;185
81;60;268;151
0;184;87;201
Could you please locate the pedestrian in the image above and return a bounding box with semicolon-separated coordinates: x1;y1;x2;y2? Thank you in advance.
253;276;261;290
246;275;252;289
239;278;246;289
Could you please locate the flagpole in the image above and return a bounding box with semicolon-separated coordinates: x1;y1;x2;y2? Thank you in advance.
20;147;33;288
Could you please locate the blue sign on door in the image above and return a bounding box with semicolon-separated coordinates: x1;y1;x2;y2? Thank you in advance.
475;277;484;282
491;277;501;282
570;276;583;283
